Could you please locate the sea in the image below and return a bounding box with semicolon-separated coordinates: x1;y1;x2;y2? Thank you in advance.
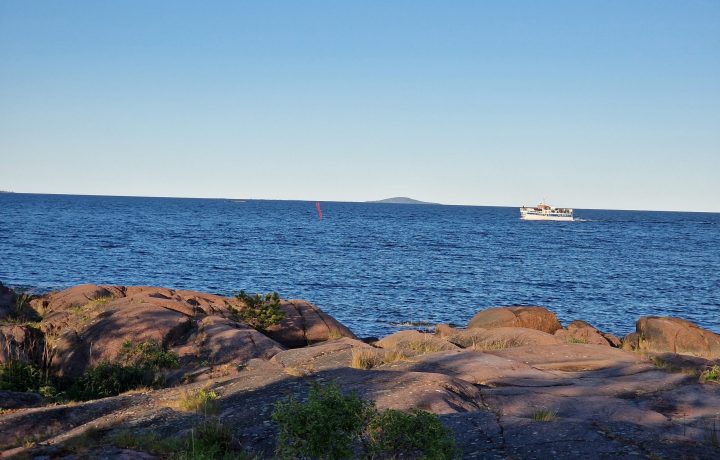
1;193;719;338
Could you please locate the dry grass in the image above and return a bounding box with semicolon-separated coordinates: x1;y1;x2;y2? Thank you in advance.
121;386;153;395
567;337;589;344
468;337;524;351
530;408;557;422
327;329;344;340
284;366;309;377
351;349;384;370
351;348;411;370
381;349;407;364
401;337;450;354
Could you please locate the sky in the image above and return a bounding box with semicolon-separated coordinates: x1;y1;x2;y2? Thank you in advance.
1;1;718;211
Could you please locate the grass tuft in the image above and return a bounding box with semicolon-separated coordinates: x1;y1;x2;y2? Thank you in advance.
327;329;344;340
350;349;384;370
179;388;220;416
567;337;589;344
530;408;557;422
700;365;720;383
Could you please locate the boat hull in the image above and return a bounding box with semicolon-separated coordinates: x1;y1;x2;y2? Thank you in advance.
520;212;573;222
520;213;573;221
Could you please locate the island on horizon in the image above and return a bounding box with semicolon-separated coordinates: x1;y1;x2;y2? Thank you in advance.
366;196;438;205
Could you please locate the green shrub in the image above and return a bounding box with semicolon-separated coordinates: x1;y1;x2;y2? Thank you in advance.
272;383;374;459
0;359;44;392
233;291;285;331
67;363;148;400
272;383;458;459
701;365;720;383
366;409;458;459
119;340;180;370
65;341;180;400
180;388;220;415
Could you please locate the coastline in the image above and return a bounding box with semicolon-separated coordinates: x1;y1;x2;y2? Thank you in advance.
1;283;719;458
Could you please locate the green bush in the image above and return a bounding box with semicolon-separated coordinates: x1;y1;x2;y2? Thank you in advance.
67;363;148;400
272;383;458;459
701;365;720;383
180;388;220;415
0;360;44;392
366;409;458;459
233;291;285;331
67;342;178;400
272;383;374;459
119;340;180;370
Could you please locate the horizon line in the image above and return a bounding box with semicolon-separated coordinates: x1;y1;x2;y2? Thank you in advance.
2;190;719;214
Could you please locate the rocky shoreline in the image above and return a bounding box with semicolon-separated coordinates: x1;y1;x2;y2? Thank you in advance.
1;283;719;459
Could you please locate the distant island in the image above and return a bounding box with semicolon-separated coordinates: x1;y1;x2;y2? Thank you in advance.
366;196;437;205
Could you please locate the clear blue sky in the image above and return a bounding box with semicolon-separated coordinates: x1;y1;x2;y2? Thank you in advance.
1;1;718;211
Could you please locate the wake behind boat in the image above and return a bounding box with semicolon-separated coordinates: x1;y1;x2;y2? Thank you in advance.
520;201;574;221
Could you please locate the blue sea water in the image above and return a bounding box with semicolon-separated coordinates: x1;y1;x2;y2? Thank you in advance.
1;193;719;338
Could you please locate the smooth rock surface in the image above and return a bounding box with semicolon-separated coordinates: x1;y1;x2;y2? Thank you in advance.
487;343;645;372
554;320;616;346
264;299;357;348
468;306;562;334
375;330;459;354
0;391;43;409
625;316;720;359
447;327;562;350
193;315;285;366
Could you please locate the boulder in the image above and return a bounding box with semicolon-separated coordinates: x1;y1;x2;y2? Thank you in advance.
264;300;357;348
194;315;285;366
435;323;459;338
30;284;125;314
34;286;238;378
343;369;483;414
124;286;235;316
624;316;720;359
601;332;622;348
468;306;562;334
554;320;618;347
0;391;43;409
392;349;561;386
375;330;459;354
27;285;357;379
447;327;562;350
50;299;193;378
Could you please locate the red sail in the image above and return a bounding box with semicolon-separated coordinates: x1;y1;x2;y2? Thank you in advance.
315;201;323;220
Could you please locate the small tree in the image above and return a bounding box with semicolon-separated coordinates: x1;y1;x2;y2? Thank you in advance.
233;290;285;331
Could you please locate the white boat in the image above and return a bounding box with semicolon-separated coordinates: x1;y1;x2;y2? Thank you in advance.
520;202;573;221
